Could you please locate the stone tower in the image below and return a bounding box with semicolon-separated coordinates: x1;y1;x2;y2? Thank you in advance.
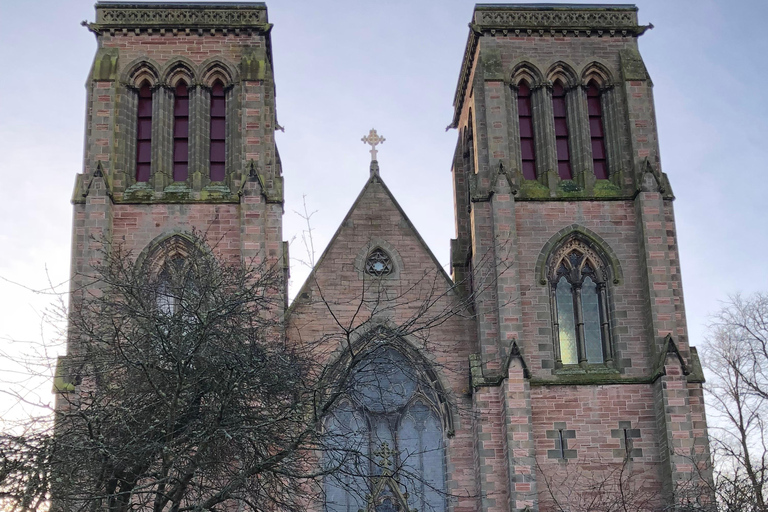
448;4;711;510
67;1;287;307
57;3;712;512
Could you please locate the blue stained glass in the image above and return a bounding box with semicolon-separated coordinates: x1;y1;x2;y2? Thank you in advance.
324;404;368;512
399;402;445;512
326;349;446;512
582;277;603;363
556;277;577;365
352;347;416;413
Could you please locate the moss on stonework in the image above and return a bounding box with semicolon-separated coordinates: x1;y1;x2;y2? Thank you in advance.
592;179;623;197
519;179;550;198
481;48;503;79
123;184;154;202
557;179;582;196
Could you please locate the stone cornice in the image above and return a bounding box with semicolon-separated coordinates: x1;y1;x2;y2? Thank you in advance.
450;4;649;129
474;4;639;32
87;2;269;34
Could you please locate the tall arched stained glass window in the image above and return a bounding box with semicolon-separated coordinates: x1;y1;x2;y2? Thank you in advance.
548;237;614;368
324;346;446;512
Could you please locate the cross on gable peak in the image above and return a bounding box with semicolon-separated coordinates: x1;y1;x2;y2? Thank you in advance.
361;128;385;162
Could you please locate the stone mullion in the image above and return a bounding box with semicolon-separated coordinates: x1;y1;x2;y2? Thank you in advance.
601;86;623;185
151;85;173;191
120;87;138;190
531;85;557;193
572;284;588;365
550;286;563;367
188;85;207;190
566;86;593;190
597;283;613;364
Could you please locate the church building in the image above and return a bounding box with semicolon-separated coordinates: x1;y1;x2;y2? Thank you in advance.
62;2;712;511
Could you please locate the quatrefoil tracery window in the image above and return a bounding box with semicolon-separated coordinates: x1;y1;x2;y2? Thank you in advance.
365;248;394;277
548;238;614;367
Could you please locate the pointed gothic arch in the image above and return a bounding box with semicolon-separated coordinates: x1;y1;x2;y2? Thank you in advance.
121;58;161;88
546;60;579;89
354;239;405;280
199;57;238;87
537;228;620;368
535;225;623;286
135;232;211;276
323;328;450;512
511;61;544;89
162;57;196;87
580;60;615;88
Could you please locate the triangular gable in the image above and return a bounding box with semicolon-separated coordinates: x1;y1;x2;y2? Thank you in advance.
288;171;455;314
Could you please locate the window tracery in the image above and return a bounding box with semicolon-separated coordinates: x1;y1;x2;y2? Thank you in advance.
365;248;393;277
324;346;446;512
548;237;613;367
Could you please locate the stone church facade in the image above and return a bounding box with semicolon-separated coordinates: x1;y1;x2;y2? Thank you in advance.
62;2;712;511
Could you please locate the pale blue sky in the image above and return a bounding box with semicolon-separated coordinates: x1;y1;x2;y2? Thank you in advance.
0;0;766;410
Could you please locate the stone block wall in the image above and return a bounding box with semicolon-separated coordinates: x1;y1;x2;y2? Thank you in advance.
449;5;712;510
286;176;479;511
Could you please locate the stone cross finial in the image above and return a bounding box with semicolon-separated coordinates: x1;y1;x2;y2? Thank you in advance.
361;128;385;162
373;441;394;473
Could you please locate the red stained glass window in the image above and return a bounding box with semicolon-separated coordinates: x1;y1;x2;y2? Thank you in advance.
173;82;190;182
136;82;152;182
517;81;536;180
552;81;572;180
210;81;226;181
587;82;608;179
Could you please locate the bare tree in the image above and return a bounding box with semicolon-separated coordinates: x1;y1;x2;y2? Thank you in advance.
0;230;485;512
0;234;338;512
703;293;768;512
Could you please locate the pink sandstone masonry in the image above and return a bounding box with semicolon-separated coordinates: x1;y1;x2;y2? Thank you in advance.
59;3;713;511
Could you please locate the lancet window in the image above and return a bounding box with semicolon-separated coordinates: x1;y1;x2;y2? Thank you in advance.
587;81;608;180
324;346;446;512
209;80;227;181
552;80;572;180
136;81;153;182
517;80;537;180
548;237;613;367
173;81;190;182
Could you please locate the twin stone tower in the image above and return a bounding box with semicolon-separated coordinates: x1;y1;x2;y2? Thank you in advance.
60;2;713;511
